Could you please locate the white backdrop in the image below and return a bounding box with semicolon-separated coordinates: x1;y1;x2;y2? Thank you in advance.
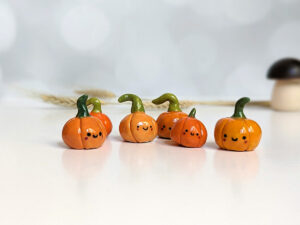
1;0;300;99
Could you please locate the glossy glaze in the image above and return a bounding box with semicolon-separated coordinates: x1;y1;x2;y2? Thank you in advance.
214;97;262;151
152;93;188;139
118;94;158;143
87;97;113;135
170;108;207;148
62;95;107;149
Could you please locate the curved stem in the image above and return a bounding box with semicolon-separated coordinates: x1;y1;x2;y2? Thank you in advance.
118;94;145;113
86;97;102;113
231;97;250;118
152;93;182;112
188;108;196;118
76;95;90;118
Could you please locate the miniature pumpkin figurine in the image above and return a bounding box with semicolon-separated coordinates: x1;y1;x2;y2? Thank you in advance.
214;97;262;151
86;97;112;135
152;93;188;139
118;94;158;143
62;95;107;149
170;108;207;148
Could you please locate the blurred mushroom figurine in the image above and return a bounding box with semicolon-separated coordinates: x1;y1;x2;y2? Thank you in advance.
268;58;300;111
152;93;188;139
118;94;158;143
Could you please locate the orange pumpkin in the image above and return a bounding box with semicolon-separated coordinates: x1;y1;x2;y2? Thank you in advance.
119;94;158;143
214;97;262;151
86;97;112;135
152;93;188;139
170;108;207;148
62;95;107;149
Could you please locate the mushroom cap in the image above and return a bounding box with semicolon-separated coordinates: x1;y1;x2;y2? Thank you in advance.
267;58;300;80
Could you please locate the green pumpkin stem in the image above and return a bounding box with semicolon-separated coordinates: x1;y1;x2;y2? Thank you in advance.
188;108;196;118
76;95;90;118
118;94;145;113
86;97;102;113
152;93;182;112
231;97;250;118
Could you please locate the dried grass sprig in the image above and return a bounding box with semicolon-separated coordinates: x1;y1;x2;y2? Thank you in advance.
142;100;270;109
23;87;270;109
74;89;116;98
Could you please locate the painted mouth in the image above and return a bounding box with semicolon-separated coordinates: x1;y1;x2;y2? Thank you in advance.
93;134;98;138
143;127;149;131
232;137;238;142
190;132;195;136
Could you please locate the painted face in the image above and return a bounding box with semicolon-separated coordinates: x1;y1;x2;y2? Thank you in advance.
157;112;188;138
180;119;207;147
130;113;158;143
80;117;106;149
221;120;250;151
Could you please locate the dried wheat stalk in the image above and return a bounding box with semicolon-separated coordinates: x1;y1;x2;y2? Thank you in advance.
33;93;270;109
143;100;270;109
74;89;116;98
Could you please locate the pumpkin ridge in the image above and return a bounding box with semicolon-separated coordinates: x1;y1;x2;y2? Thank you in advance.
243;120;251;151
129;113;138;143
220;119;231;149
79;118;85;149
179;117;189;145
222;118;234;149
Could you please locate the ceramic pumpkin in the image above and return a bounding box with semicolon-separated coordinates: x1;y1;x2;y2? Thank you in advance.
152;93;188;139
170;108;207;148
214;97;262;151
118;94;158;143
86;97;112;135
62;95;107;149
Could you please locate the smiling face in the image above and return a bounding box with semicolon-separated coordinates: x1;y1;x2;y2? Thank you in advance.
221;121;250;151
131;112;158;143
156;112;188;138
214;118;262;151
80;117;107;149
119;112;158;143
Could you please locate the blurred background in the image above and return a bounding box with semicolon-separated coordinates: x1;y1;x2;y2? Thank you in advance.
1;0;300;99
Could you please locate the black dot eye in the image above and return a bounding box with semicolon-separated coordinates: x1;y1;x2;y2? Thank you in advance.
185;129;188;132
87;133;91;136
163;125;165;128
243;136;247;140
224;134;227;138
99;132;102;136
137;125;139;128
150;125;152;128
196;133;199;136
169;127;172;130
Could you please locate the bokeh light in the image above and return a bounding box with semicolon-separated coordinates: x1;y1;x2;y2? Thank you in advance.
224;0;271;25
0;2;16;53
60;4;110;51
269;21;300;59
163;0;192;6
179;34;218;73
224;63;270;97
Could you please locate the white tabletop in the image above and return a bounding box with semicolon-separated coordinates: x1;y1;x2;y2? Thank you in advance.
1;97;299;225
